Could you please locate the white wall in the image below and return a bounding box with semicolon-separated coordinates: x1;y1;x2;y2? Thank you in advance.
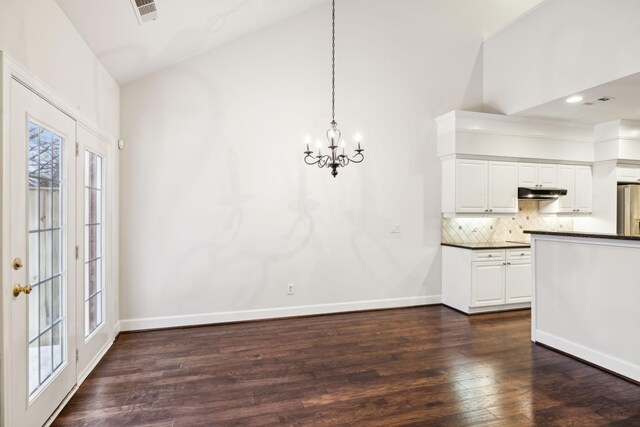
119;0;542;329
0;0;119;136
483;0;640;115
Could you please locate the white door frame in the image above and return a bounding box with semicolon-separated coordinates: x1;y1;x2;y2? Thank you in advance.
0;51;120;427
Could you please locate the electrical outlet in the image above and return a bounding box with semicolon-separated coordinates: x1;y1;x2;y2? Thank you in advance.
391;224;400;234
287;284;295;295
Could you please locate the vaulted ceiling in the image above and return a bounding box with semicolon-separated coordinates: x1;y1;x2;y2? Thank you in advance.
56;0;328;83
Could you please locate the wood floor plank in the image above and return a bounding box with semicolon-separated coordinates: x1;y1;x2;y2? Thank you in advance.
53;306;640;426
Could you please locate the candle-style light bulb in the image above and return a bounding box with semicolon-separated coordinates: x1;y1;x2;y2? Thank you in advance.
355;133;362;151
304;135;311;152
316;139;322;156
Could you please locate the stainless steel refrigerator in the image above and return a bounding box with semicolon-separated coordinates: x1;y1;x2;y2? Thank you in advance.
617;184;640;235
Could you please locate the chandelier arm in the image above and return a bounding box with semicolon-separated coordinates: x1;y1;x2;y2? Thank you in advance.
346;152;365;164
338;155;349;167
317;155;331;168
304;154;320;165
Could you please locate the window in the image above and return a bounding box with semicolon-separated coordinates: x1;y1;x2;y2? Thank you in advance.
84;151;104;337
27;122;65;395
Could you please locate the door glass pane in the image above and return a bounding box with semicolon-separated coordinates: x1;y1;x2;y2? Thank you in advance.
39;329;53;382
39;279;52;331
28;340;39;395
84;150;104;337
52;181;61;228
39;231;52;282
27;121;66;397
28;285;39;342
52;322;63;370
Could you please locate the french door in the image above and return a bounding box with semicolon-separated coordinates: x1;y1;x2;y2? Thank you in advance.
9;79;79;426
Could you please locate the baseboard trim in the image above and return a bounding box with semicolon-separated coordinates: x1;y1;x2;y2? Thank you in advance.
535;330;640;383
120;295;442;331
113;320;121;337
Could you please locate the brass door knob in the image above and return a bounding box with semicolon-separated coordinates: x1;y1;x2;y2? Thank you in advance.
13;284;32;297
12;257;23;270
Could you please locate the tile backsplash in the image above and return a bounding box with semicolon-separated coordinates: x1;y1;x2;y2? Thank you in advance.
442;200;574;244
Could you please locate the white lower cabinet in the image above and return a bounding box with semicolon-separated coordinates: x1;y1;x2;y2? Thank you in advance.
471;261;505;306
443;246;531;314
505;260;532;303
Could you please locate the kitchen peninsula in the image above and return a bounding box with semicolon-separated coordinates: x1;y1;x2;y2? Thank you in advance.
527;230;640;383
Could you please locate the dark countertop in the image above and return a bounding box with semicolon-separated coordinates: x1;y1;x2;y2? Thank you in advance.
441;241;531;250
524;230;640;241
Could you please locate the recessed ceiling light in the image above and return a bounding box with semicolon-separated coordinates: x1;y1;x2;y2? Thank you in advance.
566;95;583;104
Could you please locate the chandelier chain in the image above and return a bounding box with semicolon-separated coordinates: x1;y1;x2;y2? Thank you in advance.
331;0;336;123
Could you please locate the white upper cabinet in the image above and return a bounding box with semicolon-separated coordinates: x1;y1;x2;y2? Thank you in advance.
442;159;517;214
488;161;518;213
555;165;575;213
443;158;590;215
616;165;640;183
538;164;558;188
518;163;557;188
540;165;592;214
517;163;539;187
574;166;593;212
454;159;488;213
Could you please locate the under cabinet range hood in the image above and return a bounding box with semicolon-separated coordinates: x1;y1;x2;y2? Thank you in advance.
518;187;567;200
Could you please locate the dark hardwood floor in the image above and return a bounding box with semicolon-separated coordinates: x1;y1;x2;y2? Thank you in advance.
53;306;640;426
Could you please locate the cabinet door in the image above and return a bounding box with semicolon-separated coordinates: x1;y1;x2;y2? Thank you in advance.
556;165;575;212
505;260;531;303
455;159;488;213
574;166;592;213
538;164;558;188
471;261;505;307
518;163;539;187
616;165;640;183
488;161;517;213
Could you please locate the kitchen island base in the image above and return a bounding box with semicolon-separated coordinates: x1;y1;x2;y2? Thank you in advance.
529;232;640;383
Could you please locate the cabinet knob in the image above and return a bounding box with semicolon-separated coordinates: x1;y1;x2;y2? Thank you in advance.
488;254;493;257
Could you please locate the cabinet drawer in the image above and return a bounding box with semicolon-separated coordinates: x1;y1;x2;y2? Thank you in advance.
507;249;531;259
472;250;505;261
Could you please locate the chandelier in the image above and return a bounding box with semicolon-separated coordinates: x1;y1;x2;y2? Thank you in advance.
303;0;364;178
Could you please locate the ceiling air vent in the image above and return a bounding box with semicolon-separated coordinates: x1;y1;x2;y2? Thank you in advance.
130;0;159;24
582;96;614;106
